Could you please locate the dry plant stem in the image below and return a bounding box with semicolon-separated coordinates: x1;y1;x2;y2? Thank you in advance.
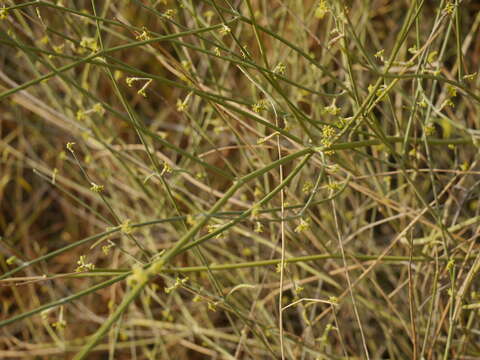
408;231;418;360
277;107;287;360
331;195;370;360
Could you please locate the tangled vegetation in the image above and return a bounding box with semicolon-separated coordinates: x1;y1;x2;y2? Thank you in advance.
1;0;480;359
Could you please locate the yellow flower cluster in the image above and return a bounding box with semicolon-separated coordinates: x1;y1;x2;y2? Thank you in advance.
75;255;95;272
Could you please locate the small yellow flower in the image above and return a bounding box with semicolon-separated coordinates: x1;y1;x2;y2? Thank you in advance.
165;277;188;294
329;296;338;305
83;154;93;166
334;117;349;129
321;125;336;138
161;309;174;322
51;317;67;329
252;99;267;113
52;44;64;54
443;1;455;15
208;302;217;312
163;9;177;19
275;262;287;273
408;45;418;55
273;62;286;76
80;37;98;52
206;224;223;238
92;103;105;115
203;10;215;22
440;98;454;109
204;10;215;21
427;50;438;64
135;27;151;41
186;215;196;226
374;49;385;61
6;256;17;265
323;101;341;116
302;181;314;194
102;244;113;255
66;142;75;152
447;85;457;98
446;258;455;272
417;99;428;108
76;110;86;121
295;218;311;233
242;247;253;256
176;98;188;112
219;24;231;36
424;123;436;136
0;8;8;20
161;161;173;175
120;219;133;234
326;182;340;191
90;183;104;193
127;264;149;286
40;36;50;45
126;77;136;87
315;0;329;19
254;222;264;233
75;255;95;272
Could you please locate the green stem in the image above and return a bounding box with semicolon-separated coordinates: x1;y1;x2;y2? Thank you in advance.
0;273;128;328
72;279;147;360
